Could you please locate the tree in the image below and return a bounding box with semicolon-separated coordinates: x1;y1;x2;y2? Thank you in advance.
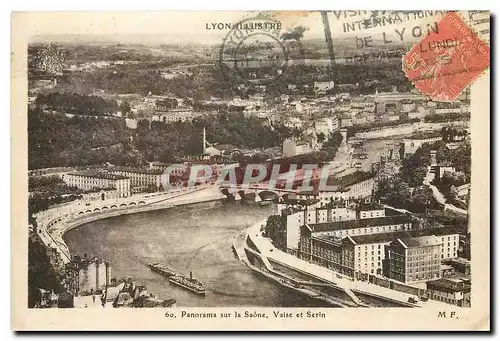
35;92;119;116
440;127;449;142
317;132;326;144
119;101;131;114
410;186;435;212
28;233;65;307
400;142;433;187
29;43;66;76
375;177;411;209
264;215;287;250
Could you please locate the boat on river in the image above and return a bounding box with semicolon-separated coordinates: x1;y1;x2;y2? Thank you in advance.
169;271;206;296
148;262;177;277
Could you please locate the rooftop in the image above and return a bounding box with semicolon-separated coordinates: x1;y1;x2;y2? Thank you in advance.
212;144;238;152
446;258;471;266
345;226;463;245
308;214;411;233
349;231;413;245
426;225;466;237
323;171;374;189
110;166;164;175
312;234;342;246
399;235;441;248
357;202;385;211
67;170;128;180
282;198;321;207
150;161;169;166
426;278;470;293
441;264;455;270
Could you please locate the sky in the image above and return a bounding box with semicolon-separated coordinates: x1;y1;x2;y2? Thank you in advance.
22;10;459;45
26;11;321;45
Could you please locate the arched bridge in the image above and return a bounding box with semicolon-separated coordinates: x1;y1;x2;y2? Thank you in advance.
76;201;142;216
219;184;314;202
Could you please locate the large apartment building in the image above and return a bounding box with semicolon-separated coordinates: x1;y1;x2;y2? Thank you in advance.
297;218;462;281
297;215;412;276
109;167;169;193
286;207;401;254
386;236;442;284
310;172;376;204
426;278;471;307
63;170;131;198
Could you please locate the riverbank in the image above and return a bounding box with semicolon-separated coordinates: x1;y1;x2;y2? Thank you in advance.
37;185;225;264
232;220;360;308
234;220;453;309
353;121;468;140
63;201;304;308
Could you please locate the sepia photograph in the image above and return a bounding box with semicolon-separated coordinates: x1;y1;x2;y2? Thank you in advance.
11;9;490;331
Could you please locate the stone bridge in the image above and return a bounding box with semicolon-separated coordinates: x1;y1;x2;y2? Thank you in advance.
74;200;147;216
219;184;313;202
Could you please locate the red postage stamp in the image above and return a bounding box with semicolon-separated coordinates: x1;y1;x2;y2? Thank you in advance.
402;11;490;101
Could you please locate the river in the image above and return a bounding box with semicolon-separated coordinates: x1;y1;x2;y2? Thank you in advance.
64;201;328;307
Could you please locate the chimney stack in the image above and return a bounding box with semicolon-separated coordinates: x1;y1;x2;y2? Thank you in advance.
202;127;206;155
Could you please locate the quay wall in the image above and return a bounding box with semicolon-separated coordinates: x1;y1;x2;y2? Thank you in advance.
36;185;224;264
236;220;423;308
234;221;359;307
354;121;468;140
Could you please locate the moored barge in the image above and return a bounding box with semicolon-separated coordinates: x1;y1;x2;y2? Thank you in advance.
148;262;177;277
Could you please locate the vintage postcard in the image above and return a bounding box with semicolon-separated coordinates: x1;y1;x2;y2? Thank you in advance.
11;10;490;331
